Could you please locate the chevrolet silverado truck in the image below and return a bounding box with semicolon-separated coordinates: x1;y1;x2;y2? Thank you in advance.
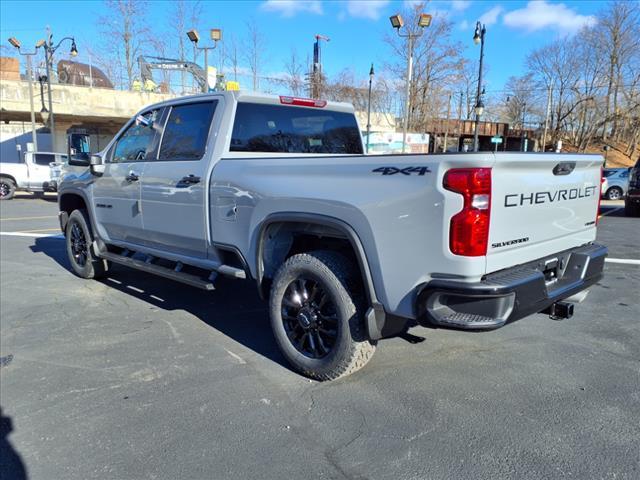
57;91;607;380
0;151;67;200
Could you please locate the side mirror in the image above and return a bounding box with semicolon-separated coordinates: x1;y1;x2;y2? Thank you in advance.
90;154;105;176
67;132;92;166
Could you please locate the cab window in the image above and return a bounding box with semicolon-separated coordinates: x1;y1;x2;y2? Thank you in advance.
230;102;363;154
158;101;217;161
111;110;160;163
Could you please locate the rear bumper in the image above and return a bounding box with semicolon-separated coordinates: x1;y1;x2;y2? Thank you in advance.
416;243;607;330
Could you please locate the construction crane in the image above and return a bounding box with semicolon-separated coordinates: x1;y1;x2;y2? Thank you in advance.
137;55;208;92
311;34;330;98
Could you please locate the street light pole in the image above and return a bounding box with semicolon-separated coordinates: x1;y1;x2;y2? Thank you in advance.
403;34;413;153
43;27;78;152
472;21;486;153
390;12;432;153
8;37;44;152
25;55;38;152
187;29;222;93
366;63;374;154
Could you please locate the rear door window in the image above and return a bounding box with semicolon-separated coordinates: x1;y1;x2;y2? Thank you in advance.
158;101;217;161
230;102;363;154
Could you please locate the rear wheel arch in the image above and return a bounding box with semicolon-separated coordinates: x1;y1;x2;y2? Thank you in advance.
255;214;379;307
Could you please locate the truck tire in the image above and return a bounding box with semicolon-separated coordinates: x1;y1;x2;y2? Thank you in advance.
0;177;16;200
65;209;108;279
269;250;376;381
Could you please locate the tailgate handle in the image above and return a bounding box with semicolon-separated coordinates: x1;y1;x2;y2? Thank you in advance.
553;162;575;176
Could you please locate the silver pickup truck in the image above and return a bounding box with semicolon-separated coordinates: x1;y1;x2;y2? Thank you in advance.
57;91;607;380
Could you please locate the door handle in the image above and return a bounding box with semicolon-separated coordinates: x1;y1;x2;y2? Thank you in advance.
125;171;140;182
179;174;201;185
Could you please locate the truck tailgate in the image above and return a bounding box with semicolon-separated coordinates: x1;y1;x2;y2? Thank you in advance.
486;153;602;274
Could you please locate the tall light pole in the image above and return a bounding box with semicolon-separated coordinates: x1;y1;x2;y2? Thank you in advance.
366;63;374;153
8;37;45;152
187;28;222;92
43;27;78;152
390;12;432;153
472;21;486;152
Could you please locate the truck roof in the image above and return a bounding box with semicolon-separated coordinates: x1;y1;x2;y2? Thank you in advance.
140;90;356;114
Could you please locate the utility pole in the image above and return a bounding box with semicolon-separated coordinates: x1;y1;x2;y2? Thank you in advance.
443;93;452;152
312;34;330;98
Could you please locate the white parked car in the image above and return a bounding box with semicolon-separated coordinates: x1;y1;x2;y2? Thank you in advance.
0;151;67;200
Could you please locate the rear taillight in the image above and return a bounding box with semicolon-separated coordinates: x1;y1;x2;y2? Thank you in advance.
596;166;603;226
443;168;492;256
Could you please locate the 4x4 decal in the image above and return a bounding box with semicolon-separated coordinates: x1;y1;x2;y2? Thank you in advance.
372;166;431;176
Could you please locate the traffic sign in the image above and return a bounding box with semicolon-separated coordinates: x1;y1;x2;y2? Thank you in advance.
491;136;503;144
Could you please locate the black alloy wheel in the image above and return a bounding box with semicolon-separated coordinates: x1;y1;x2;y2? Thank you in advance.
281;277;339;359
70;221;88;267
65;209;108;279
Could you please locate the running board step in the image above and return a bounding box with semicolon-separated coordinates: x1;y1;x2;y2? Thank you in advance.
99;251;215;290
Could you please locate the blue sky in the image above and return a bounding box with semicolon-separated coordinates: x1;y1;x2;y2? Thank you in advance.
1;0;604;94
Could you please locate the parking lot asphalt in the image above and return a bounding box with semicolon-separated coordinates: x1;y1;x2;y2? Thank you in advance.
1;196;639;480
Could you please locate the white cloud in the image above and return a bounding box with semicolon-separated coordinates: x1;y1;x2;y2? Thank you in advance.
347;0;390;20
503;1;596;34
451;1;472;12
261;0;323;17
479;6;503;26
404;0;471;12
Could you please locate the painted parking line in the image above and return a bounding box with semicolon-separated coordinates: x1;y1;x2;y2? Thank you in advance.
19;228;63;233
605;258;640;266
0;231;63;238
0;215;58;221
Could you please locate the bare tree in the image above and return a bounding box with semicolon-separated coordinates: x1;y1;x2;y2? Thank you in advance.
243;19;267;90
598;1;640;139
283;48;305;96
169;0;202;93
98;0;151;89
226;33;241;82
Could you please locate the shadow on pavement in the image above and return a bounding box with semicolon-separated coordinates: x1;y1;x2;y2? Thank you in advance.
600;204;628;218
0;407;28;480
30;236;289;371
